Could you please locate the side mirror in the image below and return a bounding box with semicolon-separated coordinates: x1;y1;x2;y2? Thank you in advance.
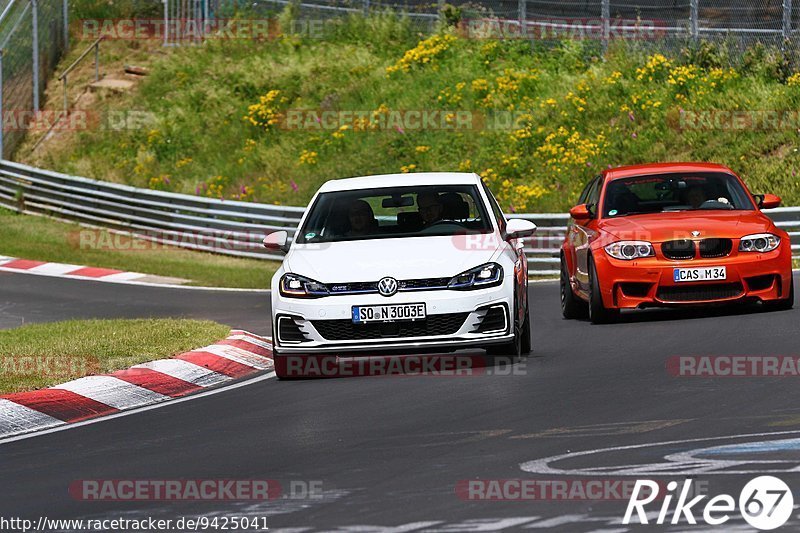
263;230;290;253
569;203;592;221
504;218;537;240
758;193;781;209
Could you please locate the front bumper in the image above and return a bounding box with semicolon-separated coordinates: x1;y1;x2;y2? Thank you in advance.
272;284;513;354
593;245;792;309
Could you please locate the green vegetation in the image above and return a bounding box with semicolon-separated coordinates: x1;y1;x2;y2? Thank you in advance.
0;208;278;288
0;318;230;393
21;12;800;213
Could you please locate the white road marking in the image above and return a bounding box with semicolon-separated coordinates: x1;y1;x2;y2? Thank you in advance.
131;359;231;387
520;429;800;476
52;376;170;410
96;271;148;282
0;399;64;437
0;370;276;445
28;262;84;275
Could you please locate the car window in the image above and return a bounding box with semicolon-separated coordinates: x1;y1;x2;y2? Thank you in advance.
602;172;756;218
482;181;506;233
578;175;599;205
296;185;492;243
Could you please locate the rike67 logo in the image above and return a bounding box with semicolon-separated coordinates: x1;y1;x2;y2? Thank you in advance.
623;476;794;530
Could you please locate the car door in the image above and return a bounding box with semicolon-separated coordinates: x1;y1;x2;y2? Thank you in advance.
570;176;600;291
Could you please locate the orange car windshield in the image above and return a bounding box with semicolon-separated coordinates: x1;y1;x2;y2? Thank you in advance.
602;172;755;218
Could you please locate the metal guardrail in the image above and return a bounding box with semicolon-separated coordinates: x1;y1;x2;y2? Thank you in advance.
1;159;800;276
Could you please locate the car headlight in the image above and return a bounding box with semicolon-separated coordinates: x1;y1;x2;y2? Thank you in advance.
739;233;780;253
279;273;329;298
604;241;655;260
448;263;503;290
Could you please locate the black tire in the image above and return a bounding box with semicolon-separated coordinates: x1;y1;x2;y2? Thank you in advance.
561;255;588;319
520;304;532;355
588;256;619;324
769;275;794;311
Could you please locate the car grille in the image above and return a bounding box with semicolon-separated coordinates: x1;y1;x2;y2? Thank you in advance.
472;305;507;333
278;316;311;343
699;238;732;258
325;277;450;294
656;282;744;302
311;313;469;340
662;240;695;260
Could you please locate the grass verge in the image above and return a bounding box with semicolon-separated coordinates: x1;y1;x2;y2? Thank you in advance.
20;11;800;213
0;208;279;289
0;318;230;394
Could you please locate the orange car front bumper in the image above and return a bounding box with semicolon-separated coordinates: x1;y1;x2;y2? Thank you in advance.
593;245;793;309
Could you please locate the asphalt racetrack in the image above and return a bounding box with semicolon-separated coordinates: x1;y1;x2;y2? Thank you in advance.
3;270;800;531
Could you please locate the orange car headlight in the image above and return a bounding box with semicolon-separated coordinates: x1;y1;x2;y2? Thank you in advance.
604;241;655;260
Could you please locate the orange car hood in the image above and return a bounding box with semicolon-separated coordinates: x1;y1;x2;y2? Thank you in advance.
599;211;774;242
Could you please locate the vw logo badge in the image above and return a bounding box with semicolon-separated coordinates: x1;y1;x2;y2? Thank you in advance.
378;277;398;297
691;230;701;237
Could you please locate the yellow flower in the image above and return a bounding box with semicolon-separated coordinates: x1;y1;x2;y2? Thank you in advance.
400;164;417;173
386;34;457;74
298;150;318;166
415;145;430;153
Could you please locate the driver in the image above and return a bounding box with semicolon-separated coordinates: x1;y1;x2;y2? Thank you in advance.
687;186;707;209
417;191;444;226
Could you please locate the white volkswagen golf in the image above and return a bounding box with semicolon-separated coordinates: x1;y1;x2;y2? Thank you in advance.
264;172;536;378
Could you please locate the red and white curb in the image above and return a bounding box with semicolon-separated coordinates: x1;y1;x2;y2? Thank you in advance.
0;330;272;439
0;256;189;286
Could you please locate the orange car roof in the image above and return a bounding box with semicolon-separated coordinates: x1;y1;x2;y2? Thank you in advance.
602;162;735;182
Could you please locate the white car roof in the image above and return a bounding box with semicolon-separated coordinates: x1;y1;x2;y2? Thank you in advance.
317;172;482;193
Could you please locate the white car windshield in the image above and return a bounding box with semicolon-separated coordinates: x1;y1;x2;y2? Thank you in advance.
296;185;493;243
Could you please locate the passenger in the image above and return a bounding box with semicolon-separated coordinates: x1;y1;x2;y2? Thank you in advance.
417;191;444;226
346;199;378;237
687;186;707;209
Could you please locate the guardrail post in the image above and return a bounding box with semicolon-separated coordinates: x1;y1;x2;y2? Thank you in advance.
518;0;526;34
63;0;69;50
783;0;792;41
162;0;169;46
601;0;609;54
690;0;699;41
0;50;4;159
363;0;369;17
32;0;40;113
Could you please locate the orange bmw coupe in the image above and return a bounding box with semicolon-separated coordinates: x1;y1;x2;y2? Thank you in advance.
561;163;794;323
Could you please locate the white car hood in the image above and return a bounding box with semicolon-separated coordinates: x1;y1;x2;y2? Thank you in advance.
285;236;499;283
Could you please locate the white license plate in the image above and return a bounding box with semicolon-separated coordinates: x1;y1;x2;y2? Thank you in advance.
352;303;426;323
673;266;727;282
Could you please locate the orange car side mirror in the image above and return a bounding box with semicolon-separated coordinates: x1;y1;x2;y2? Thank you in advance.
569;204;592;221
758;193;781;209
